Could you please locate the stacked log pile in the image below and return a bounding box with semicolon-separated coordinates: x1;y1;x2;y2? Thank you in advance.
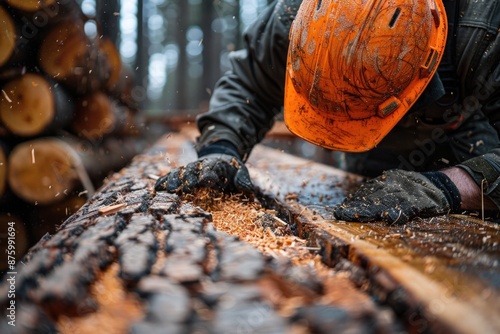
0;131;498;333
0;0;146;268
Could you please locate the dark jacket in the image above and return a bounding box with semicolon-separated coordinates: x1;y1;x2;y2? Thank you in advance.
196;0;500;208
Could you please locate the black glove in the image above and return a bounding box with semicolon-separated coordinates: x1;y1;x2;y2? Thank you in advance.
155;141;254;196
334;170;461;224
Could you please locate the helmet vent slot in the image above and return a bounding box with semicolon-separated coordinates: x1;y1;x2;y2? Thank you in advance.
389;8;401;28
423;48;437;69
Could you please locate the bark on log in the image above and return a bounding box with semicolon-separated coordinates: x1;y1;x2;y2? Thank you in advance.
7;136;147;205
0;73;74;137
39;20;111;95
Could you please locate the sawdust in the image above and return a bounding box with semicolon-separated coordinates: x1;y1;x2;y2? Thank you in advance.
190;190;377;316
186;190;315;264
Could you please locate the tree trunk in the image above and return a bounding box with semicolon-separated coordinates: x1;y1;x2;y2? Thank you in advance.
0;73;74;137
95;0;120;43
175;0;189;110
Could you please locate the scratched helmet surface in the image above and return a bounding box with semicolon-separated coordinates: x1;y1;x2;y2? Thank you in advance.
284;0;447;152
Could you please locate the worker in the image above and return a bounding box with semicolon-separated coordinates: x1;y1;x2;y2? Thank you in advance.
156;0;500;224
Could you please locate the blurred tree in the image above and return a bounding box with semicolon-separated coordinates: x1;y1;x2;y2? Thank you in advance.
96;0;120;43
88;0;271;115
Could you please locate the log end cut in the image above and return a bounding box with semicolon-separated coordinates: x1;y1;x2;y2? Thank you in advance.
6;0;57;12
72;92;116;141
39;22;87;80
8;138;79;204
0;73;55;137
0;6;16;67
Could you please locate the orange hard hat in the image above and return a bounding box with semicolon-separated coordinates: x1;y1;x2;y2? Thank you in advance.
284;0;447;152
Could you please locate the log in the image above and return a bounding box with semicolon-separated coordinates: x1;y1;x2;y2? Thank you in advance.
0;72;74;137
71;92;138;141
0;132;391;333
0;6;16;69
39;20;111;95
0;131;498;333
7;135;148;205
7;137;83;205
5;0;57;12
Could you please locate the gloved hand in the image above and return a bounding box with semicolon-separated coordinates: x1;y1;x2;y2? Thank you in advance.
334;170;461;224
154;152;254;196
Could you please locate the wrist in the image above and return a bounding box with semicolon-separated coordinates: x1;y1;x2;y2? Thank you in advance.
197;140;241;160
421;171;461;212
441;167;496;210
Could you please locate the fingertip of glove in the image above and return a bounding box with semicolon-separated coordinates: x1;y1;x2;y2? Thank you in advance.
384;208;409;224
154;175;168;191
235;169;255;192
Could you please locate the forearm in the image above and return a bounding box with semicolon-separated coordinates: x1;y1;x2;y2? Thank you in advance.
441;167;496;210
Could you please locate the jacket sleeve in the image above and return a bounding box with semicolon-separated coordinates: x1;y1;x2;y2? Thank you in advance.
457;147;500;210
458;68;500;209
195;0;302;161
450;0;500;210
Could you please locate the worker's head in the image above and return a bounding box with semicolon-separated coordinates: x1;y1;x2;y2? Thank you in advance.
284;0;447;152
